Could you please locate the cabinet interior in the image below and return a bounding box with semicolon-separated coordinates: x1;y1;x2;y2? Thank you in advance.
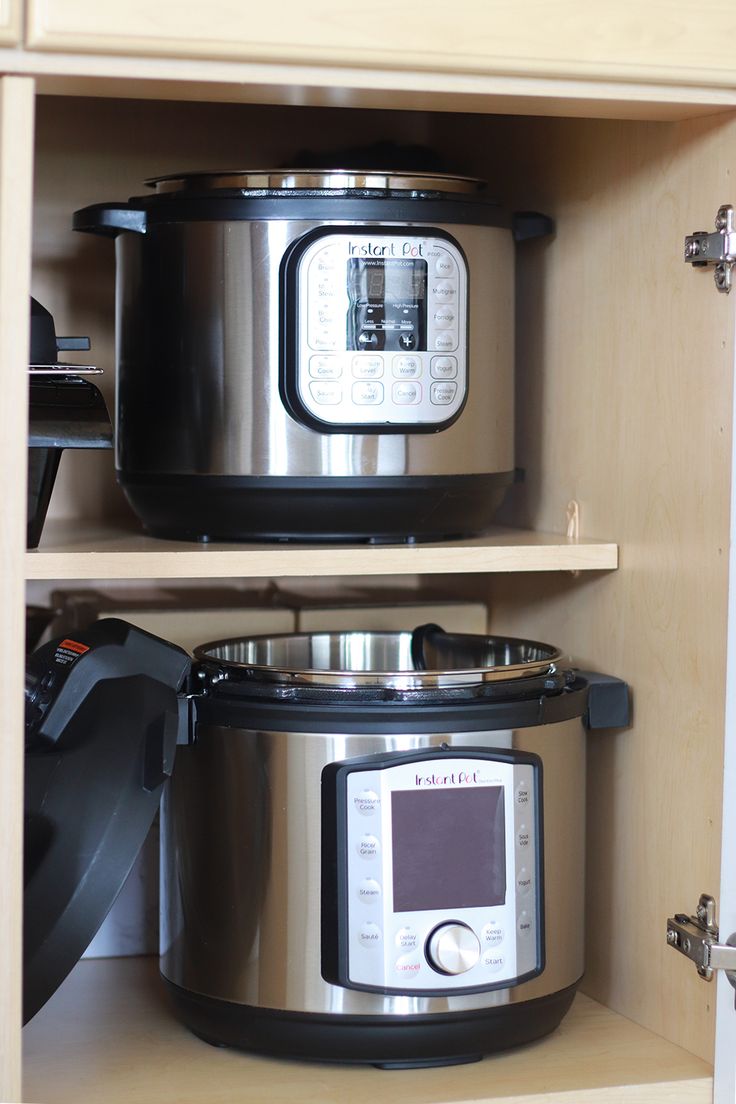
24;90;736;1082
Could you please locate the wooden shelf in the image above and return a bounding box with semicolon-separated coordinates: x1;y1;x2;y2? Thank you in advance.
25;520;618;580
22;957;712;1104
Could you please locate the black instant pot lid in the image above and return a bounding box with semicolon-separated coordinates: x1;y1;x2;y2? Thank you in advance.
23;618;191;1024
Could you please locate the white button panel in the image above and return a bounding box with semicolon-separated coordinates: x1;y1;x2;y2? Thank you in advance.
295;234;468;427
343;756;540;993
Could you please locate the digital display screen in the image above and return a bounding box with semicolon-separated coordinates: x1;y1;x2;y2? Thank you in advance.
348;258;427;303
391;786;506;913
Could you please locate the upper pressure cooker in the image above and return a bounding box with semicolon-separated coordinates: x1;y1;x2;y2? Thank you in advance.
24;620;628;1067
74;171;552;542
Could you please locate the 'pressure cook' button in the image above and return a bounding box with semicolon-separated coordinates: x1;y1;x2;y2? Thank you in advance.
430;356;458;379
395;952;422;978
359;922;382;947
309;356;341;379
358;878;381;904
352;355;383;378
430;381;458;405
354;789;380;815
352;381;384;405
481;922;504;947
395;926;418;951
357;834;380;859
309;381;342;405
392;356;421;378
393;381;421;405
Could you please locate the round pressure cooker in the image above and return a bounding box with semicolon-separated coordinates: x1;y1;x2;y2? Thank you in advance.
23;620;628;1066
73;171;552;542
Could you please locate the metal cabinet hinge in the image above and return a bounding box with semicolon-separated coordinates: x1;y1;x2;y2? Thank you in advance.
684;205;736;293
666;893;736;986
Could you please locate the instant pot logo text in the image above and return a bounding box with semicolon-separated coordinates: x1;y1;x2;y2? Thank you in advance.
348;241;424;258
414;769;483;786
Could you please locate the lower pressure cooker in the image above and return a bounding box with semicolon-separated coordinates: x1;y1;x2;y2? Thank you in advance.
73;171;552;542
24;620;628;1066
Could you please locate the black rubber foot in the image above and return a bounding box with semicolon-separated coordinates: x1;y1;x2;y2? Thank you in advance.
163;976;579;1067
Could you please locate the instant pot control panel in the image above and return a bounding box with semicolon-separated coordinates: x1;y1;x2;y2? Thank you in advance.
321;750;544;996
282;228;469;433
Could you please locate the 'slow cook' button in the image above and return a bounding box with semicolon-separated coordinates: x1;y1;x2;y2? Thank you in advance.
309;381;342;405
358;878;381;904
309;356;341;379
430;381;458;405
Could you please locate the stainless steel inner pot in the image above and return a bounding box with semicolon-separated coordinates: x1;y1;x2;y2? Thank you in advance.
194;630;564;689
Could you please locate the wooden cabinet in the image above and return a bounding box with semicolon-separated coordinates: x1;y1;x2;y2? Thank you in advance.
23;0;736;87
1;40;735;1104
0;0;21;43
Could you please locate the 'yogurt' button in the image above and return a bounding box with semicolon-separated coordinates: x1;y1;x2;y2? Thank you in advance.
516;867;533;897
354;789;380;815
359;922;382;947
358;878;382;904
430;356;458;379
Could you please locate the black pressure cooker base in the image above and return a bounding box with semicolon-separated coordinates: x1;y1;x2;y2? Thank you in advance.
163;976;579;1067
119;472;515;543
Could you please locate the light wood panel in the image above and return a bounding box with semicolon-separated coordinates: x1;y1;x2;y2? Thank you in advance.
25;520;618;580
0;0;20;43
23;0;736;92
22;957;712;1104
0;75;36;1104
437;112;736;1061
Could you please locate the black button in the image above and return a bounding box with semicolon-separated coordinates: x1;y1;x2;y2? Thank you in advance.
359;331;379;348
399;333;416;350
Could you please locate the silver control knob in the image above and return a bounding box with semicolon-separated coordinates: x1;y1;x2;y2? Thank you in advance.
426;922;480;975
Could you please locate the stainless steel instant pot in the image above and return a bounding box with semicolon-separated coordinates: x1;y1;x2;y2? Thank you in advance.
73;171;552;542
23;620;628;1066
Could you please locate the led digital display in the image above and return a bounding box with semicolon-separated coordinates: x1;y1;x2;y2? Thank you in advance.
391;786;506;912
348;258;427;302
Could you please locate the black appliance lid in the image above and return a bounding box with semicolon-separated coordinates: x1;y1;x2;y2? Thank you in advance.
29;296;95;373
146;168;488;196
193;625;565;691
23;618;191;1024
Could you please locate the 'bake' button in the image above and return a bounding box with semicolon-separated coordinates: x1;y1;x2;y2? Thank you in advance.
482;951;505;973
430;381;458;405
392;356;421;378
518;911;534;938
434;331;457;352
516;868;533;897
517;824;531;849
481;922;504;947
430;356;458;379
395;926;418;951
309;381;342;405
352;381;384;405
309;356;341;379
434;252;456;277
358;878;381;904
359;922;382;947
431;279;457;300
352;355;383;378
354;789;380;815
395;952;422;977
393;381;421;405
433;307;456;328
357;834;380;859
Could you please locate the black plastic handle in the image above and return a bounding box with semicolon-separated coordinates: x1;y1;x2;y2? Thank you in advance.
512;211;555;243
73;202;146;237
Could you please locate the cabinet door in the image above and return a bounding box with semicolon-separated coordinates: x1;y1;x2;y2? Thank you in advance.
0;0;21;44
23;0;736;87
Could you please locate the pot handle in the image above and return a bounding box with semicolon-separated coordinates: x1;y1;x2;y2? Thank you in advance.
73;202;146;237
512;211;555;242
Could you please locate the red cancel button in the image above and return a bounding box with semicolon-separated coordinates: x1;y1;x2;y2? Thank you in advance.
395;953;421;976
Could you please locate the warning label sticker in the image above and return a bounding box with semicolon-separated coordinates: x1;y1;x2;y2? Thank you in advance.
54;639;90;666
